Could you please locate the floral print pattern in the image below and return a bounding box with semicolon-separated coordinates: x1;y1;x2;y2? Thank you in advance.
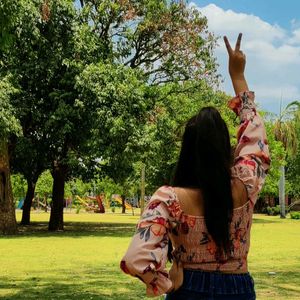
120;91;270;297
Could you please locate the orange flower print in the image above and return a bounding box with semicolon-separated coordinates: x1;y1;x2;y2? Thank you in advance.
240;135;250;144
207;241;217;255
187;216;196;228
168;201;181;218
151;223;166;236
240;159;256;170
228;96;241;114
138;220;150;229
148;200;161;210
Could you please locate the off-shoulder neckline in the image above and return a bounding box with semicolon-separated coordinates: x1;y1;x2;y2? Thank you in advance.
167;186;250;219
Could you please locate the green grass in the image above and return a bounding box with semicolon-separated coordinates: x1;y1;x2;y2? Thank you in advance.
0;211;299;299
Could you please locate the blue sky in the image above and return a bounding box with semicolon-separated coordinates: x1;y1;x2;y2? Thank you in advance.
190;1;300;115
193;0;300;30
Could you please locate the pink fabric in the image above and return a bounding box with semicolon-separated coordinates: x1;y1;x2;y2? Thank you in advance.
120;91;270;296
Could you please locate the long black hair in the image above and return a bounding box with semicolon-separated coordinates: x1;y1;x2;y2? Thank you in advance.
171;106;233;256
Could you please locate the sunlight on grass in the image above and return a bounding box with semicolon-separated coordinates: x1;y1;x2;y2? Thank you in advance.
0;211;299;299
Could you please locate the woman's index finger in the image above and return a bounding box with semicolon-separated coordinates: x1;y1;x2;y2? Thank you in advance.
223;36;233;55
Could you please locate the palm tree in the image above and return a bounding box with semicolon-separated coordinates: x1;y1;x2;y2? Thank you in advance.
274;100;300;218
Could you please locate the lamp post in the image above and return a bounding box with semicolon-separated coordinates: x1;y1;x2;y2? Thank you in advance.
140;164;145;214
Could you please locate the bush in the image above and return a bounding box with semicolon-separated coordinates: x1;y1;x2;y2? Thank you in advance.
266;205;290;216
290;211;300;219
266;205;281;216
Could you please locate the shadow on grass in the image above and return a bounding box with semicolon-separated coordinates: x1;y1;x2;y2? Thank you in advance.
252;218;279;224
0;265;149;300
2;268;300;300
253;271;300;299
1;217;280;239
0;222;136;239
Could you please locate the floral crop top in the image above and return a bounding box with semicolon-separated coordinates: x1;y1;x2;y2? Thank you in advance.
120;91;270;297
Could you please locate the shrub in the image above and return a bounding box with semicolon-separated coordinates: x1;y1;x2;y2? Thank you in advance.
290;211;300;219
266;205;281;216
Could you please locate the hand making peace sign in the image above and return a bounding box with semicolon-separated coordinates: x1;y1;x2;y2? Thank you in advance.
224;33;248;94
224;33;246;78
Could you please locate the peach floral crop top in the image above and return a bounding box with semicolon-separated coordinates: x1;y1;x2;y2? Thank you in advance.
120;91;270;297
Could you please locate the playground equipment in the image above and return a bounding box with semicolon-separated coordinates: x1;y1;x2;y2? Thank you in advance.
112;195;132;209
17;198;24;209
87;195;105;213
288;200;300;211
75;195;105;213
111;194;135;215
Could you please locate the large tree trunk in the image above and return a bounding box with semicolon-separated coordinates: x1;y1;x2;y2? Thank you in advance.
0;140;17;234
20;180;36;225
48;163;66;231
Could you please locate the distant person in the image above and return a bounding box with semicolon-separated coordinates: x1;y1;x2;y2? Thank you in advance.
120;33;270;299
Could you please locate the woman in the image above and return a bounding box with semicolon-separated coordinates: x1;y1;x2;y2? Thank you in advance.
120;33;270;299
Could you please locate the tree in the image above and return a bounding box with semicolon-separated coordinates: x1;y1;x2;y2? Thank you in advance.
3;0;218;231
11;136;49;224
260;121;286;204
130;83;233;193
273;101;300;217
0;0;27;234
285;106;300;200
79;0;218;86
0;77;21;234
2;0;82;230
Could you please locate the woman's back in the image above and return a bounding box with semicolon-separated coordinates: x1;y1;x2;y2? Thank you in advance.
174;178;248;217
162;185;252;273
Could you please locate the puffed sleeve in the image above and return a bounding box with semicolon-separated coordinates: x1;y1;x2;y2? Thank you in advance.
120;186;182;297
229;91;271;207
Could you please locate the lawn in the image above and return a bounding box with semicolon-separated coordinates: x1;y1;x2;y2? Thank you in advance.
0;210;299;300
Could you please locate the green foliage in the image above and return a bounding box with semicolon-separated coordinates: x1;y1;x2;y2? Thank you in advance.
266;205;281;216
65;178;91;198
290;211;300;219
266;205;291;216
11;173;27;201
91;176;123;199
35;170;53;198
286;149;300;198
79;0;218;85
76;62;148;183
136;85;234;192
0;76;21;138
286;106;300;197
2;0;219;192
260;121;286;197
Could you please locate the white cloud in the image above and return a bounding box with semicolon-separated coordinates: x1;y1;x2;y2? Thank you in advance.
190;2;300;114
195;3;285;42
288;28;300;45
